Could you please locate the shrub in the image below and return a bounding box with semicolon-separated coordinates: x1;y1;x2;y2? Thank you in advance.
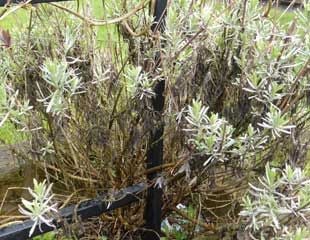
0;0;309;238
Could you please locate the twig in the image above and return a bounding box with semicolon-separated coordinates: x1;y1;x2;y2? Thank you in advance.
50;0;150;26
121;20;149;37
0;0;32;21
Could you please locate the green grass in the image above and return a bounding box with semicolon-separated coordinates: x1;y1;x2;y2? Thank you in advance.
0;1;118;41
0;8;29;29
269;7;296;25
0;122;25;144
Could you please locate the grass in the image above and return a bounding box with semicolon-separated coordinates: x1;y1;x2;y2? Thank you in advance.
0;7;29;29
269;7;297;25
0;0;127;55
0;122;25;144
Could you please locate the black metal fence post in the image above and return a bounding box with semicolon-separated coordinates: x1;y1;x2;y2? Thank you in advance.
143;1;168;239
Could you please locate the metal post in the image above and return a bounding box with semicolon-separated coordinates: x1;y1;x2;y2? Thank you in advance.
143;1;168;239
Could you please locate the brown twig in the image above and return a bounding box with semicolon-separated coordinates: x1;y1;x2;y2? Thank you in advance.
50;0;150;26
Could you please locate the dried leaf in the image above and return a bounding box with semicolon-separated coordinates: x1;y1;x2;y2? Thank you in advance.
0;28;11;48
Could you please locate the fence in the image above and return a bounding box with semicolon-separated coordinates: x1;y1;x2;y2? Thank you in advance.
0;0;167;240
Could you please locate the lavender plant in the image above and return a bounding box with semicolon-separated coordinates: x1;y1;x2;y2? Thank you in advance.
0;0;309;238
19;179;58;237
240;164;310;239
38;59;84;116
